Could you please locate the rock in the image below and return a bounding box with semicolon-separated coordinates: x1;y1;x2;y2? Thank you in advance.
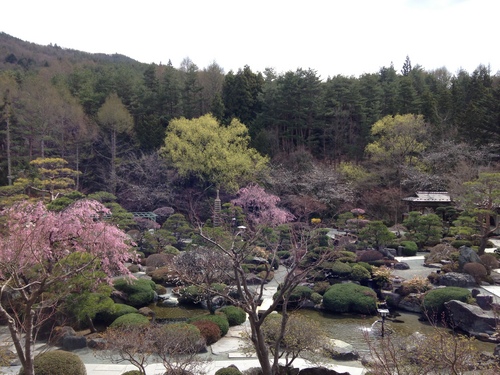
381;290;401;308
476;294;493;310
158;297;179;307
62;335;87;351
323;338;360;361
50;326;77;346
398;293;423;313
444;300;497;336
458;245;482;270
298;367;350;375
138;306;155;318
438;272;476;287
394;262;410;270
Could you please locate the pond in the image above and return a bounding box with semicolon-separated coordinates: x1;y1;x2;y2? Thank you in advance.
296;309;498;354
148;290;497;356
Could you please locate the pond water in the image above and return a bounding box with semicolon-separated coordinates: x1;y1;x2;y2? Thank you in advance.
148;299;497;355
297;309;497;354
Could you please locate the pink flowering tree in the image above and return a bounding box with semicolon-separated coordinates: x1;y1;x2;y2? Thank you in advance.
231;184;295;228
0;199;135;375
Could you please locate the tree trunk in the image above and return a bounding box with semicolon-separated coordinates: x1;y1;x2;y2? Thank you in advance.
248;312;273;375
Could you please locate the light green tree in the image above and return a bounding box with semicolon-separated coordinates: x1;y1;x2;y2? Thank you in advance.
365;114;428;180
160;114;268;192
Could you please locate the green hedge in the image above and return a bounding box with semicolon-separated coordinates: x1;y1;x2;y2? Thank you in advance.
422;287;471;319
188;313;230;336
217;306;246;326
110;313;150;328
323;283;377;315
113;278;156;307
19;350;86;375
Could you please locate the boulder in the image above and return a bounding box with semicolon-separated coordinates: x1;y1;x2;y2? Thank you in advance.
458;246;482;270
444;300;497;336
398;293;423;313
323;338;360;361
381;290;401;308
62;335;87;351
438;272;476;287
50;326;77;346
87;337;106;350
394;262;410;270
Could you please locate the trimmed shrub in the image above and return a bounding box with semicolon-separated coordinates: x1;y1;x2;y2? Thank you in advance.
19;350;86;375
358;250;384;263
288;285;313;303
148;265;178;285
463;262;488;282
113;278;156;307
422;287;471;319
356;261;373;273
400;240;418;256
218;306;246;326
398;276;431;296
480;254;499;274
312;281;331;295
122;372;142;375
450;240;472;249
95;303;138;325
215;367;243;375
145;253;173;269
350;264;371;282
110;313;150;328
188;314;229;336
329;261;352;278
323;283;377;315
191;320;221;345
127;264;140;273
310;292;323;305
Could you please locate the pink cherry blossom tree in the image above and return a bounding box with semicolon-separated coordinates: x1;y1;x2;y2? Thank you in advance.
231;184;295;228
0;199;134;375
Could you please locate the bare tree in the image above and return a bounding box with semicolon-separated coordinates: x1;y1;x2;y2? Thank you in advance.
97;326;155;375
191;222;331;375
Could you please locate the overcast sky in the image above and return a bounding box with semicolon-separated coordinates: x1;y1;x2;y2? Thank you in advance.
2;0;498;78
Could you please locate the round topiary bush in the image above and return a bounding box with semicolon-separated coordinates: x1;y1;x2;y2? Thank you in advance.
217;306;246;326
329;261;353;278
323;283;377;315
215;366;243;375
463;262;488;283
188;313;229;336
19;350;86;375
350;264;371;282
422;287;471;320
191;319;221;345
400;241;418;256
110;313;150;328
480;254;499;274
113;278;156;307
287;285;313;303
95;303;138;325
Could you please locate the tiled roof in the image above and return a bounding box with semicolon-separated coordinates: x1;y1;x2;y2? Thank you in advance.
403;191;451;202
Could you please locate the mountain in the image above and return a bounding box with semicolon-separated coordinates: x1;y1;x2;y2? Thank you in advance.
0;32;143;71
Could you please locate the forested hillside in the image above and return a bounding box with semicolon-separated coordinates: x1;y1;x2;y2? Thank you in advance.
0;32;499;223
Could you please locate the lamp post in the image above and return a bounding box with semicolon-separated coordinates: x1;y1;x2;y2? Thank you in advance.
377;308;389;337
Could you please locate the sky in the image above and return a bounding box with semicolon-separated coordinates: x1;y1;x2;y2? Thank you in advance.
2;0;498;78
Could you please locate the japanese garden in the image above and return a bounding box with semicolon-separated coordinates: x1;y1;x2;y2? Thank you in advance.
1;32;500;375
